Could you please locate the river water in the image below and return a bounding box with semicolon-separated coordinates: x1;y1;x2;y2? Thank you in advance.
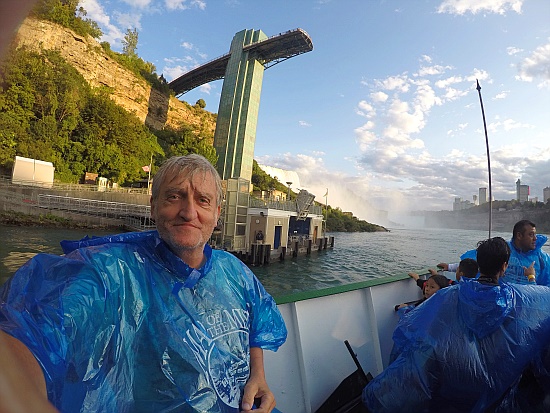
2;225;548;297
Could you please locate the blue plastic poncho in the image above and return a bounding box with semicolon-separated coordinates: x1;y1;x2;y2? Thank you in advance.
0;231;287;412
505;234;550;286
363;278;550;413
457;235;550;286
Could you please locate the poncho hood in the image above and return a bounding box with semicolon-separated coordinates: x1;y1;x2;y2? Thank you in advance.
457;277;514;338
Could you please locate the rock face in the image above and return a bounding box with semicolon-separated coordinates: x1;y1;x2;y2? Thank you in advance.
14;18;216;133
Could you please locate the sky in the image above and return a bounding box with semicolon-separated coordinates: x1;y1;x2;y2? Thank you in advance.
79;0;550;224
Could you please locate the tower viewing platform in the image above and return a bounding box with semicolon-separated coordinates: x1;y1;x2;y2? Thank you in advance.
169;28;313;96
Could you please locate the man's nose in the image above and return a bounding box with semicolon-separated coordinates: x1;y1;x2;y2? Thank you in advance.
178;198;198;220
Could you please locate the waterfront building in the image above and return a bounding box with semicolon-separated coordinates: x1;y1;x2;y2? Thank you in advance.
516;179;529;203
453;197;474;211
479;187;487;204
544;186;550;203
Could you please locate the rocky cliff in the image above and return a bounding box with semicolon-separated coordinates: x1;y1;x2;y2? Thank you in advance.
14;17;216;133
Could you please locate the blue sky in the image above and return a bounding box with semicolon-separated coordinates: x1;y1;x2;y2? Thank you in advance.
80;0;550;223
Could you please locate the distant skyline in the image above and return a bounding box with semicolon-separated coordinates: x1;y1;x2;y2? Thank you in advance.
80;0;550;224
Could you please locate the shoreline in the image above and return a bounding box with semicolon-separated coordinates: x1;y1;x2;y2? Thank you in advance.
0;210;122;231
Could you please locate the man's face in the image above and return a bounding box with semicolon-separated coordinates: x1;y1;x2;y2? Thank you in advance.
151;171;220;265
516;225;537;252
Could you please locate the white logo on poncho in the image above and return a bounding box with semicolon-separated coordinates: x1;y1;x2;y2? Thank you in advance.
185;308;250;408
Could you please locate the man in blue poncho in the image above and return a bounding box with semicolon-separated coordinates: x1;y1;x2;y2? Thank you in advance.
0;154;287;413
437;219;550;285
505;219;550;285
363;237;550;413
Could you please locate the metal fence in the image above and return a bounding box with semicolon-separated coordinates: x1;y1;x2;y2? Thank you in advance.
0;175;149;194
249;197;323;215
37;194;151;218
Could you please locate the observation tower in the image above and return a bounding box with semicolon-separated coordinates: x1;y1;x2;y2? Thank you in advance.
169;28;313;183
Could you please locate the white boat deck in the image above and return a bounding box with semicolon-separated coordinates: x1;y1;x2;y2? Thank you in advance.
264;273;427;413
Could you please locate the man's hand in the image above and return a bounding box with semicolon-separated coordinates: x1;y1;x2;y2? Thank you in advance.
0;331;58;413
523;261;536;281
241;347;276;413
437;263;449;271
240;375;276;413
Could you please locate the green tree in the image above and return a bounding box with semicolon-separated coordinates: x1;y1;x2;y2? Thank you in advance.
0;46;165;184
0;48;88;172
154;126;217;166
195;99;206;109
31;0;102;39
122;28;138;58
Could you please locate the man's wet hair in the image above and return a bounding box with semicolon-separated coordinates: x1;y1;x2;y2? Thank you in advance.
458;258;478;278
512;220;535;241
476;237;511;277
151;154;223;207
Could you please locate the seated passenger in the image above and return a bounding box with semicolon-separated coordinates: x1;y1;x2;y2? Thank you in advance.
394;274;451;312
365;237;550;413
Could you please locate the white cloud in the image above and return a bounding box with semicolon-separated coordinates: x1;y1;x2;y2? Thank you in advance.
487;118;534;133
299;120;312;127
507;46;523;56
415;83;442;111
199;83;212;94
370;91;388;103
436;0;524;15
114;12;142;30
80;0;125;47
356;100;376;118
121;0;152;8
162;65;187;81
417;64;452;77
162;55;202;80
421;55;433;64
515;41;550;88
165;0;206;10
435;75;463;89
377;75;410;92
181;41;194;50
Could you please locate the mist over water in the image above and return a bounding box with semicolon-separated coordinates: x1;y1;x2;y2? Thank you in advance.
2;225;548;298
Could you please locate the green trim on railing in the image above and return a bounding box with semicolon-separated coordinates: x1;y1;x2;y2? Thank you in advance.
273;268;435;305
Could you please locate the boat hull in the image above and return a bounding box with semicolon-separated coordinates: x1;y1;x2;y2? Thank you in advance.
265;274;425;412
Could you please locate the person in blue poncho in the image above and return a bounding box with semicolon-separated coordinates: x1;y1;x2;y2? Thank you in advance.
0;154;287;413
437;219;550;286
363;236;550;413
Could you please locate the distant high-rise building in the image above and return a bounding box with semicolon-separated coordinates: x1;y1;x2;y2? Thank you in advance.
544;187;550;204
516;179;529;203
479;188;487;204
453;197;473;211
473;194;478;205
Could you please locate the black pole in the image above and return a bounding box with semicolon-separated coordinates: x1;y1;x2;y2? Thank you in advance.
476;79;492;238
